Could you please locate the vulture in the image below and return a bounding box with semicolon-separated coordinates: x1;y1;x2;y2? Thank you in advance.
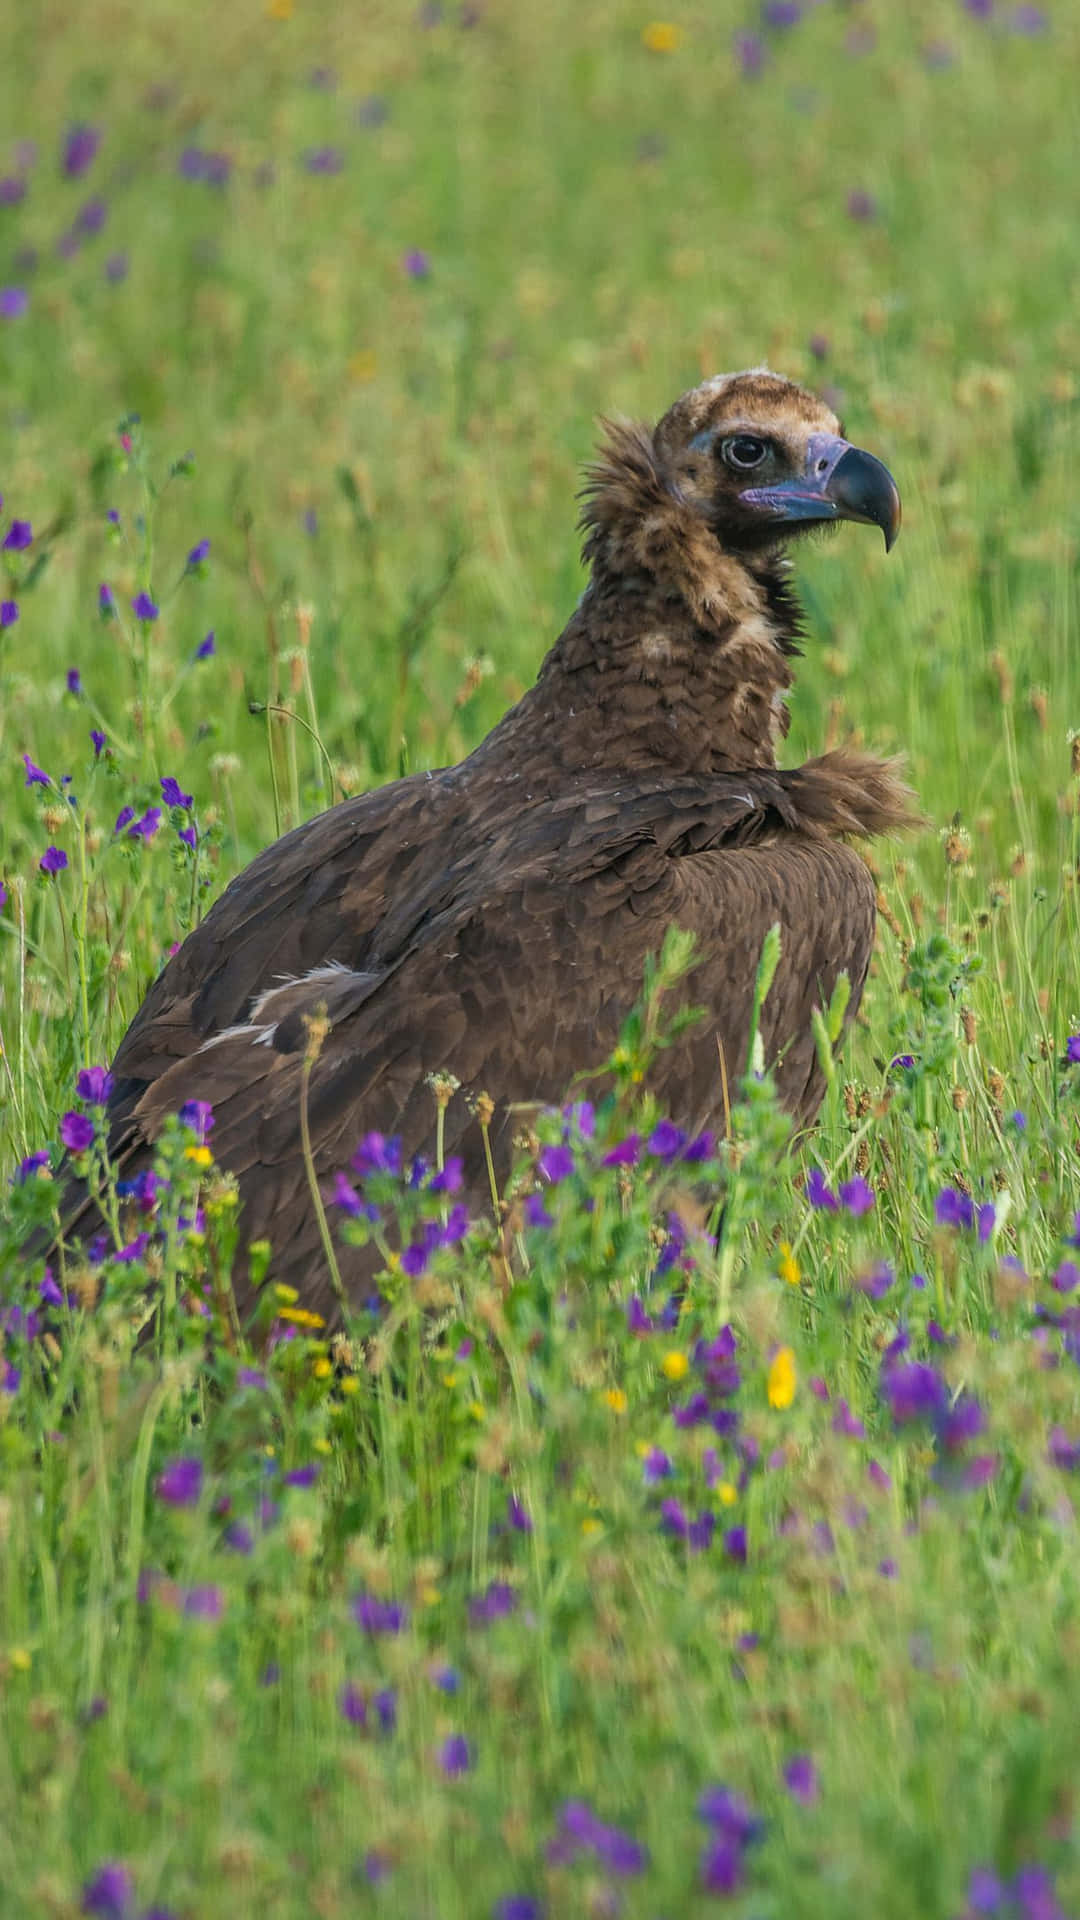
67;369;912;1321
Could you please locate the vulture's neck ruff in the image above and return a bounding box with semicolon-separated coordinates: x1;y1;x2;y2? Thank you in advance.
505;371;899;779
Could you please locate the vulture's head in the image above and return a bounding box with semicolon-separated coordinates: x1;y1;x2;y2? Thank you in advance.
581;369;901;611
653;368;901;557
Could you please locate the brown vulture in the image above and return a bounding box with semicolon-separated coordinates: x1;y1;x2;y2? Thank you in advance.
71;369;912;1319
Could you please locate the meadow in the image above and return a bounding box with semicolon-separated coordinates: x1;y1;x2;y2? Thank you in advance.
1;0;1080;1914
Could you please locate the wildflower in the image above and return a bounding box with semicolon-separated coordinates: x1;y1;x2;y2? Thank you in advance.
735;30;766;74
1065;1035;1080;1065
493;1899;543;1920
538;1142;573;1183
601;1133;640;1166
1048;1427;1080;1471
59;1109;94;1153
303;146;345;173
15;1150;50;1182
184;1583;223;1620
847;188;878;222
838;1175;875;1217
3;519;32;549
548;1801;647;1876
764;0;801;23
76;1066;114;1105
508;1494;532;1532
352;1592;406;1634
626;1295;653;1334
469;1581;518;1626
524;1191;553;1229
131;592;158;622
0;600;17;626
104;253;128;283
767;1346;797;1409
161;776;193;809
402;248;431;278
81;1862;133;1918
881;1358;947;1425
439;1733;473;1776
329;1171;378;1220
352;1131;401;1178
23;753;49;787
99;583;116;615
128;807;162;840
195;630;215;659
783;1754;819;1804
178;826;196;849
77;198;107;235
604;1387;628;1414
805;1166;838;1210
832;1398;866;1439
1052;1261;1080;1293
777;1241;800;1285
857;1260;894;1300
339;1681;367;1725
648;1118;687;1160
935;1185;975;1230
66;668;82;696
642;1446;674;1483
64;125;100;177
179;1100;214;1141
661;1350;689;1382
0;287;28;319
642;22;684;52
113;807;135;835
155;1456;203;1506
186;538;210;567
723;1525;748;1563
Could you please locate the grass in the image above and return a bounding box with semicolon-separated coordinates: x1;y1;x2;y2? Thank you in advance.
1;1;1080;1915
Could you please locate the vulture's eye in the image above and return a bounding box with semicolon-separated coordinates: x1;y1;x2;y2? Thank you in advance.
723;434;770;471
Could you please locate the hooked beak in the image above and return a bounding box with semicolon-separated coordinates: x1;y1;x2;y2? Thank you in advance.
741;432;902;551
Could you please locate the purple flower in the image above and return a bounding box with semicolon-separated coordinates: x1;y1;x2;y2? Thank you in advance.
429;1155;463;1194
439;1733;472;1776
186;538;210;567
40;845;68;874
76;1066;114;1105
184;1583;223;1620
1051;1260;1080;1294
1048;1426;1080;1471
643;1446;674;1484
179;1099;214;1142
352;1131;402;1178
0;600;17;626
352;1592;406;1634
469;1580;518;1626
508;1494;532;1532
338;1680;367;1725
648;1119;687;1161
0;177;26;205
805;1166;838;1210
178;826;196;849
128;807;162;840
1009;3;1047;29
700;1837;744;1894
838;1175;875;1217
764;0;801;22
155;1455;203;1506
77;198;107;235
601;1133;640;1167
723;1525;748;1564
524;1191;553;1229
104;252;128;284
15;1150;50;1183
23;753;49;787
847;188;878;222
935;1185;975;1231
538;1142;574;1183
374;1686;397;1733
1065;1035;1080;1065
161;776;193;809
131;592;158;622
697;1784;764;1847
81;1862;132;1918
195;630;215;659
493;1899;543;1920
99;583;116;616
857;1260;894;1300
66;667;82;696
329;1171;377;1219
832;1398;866;1439
64;125;100;178
783;1754;819;1804
735;30;766;74
223;1521;254;1553
0;286;28;319
113;807;135;835
283;1463;319;1487
882;1359;947;1425
3;519;32;549
402;248;431;278
303;146;345;174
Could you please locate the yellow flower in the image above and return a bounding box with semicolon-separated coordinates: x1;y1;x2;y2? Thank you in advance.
717;1481;738;1507
581;1516;603;1537
642;20;684;52
267;0;293;16
278;1306;326;1329
661;1350;689;1381
468;1400;485;1422
313;1437;332;1454
443;1370;458;1388
778;1241;801;1286
10;1647;31;1672
274;1283;300;1306
348;349;377;383
603;1387;628;1414
418;1582;440;1607
767;1346;797;1410
184;1144;212;1167
312;1356;332;1380
339;1376;359;1397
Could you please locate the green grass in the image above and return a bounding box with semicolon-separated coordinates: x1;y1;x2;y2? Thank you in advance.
2;2;1080;1915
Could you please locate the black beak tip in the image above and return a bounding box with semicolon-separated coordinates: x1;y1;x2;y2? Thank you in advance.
830;446;901;555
